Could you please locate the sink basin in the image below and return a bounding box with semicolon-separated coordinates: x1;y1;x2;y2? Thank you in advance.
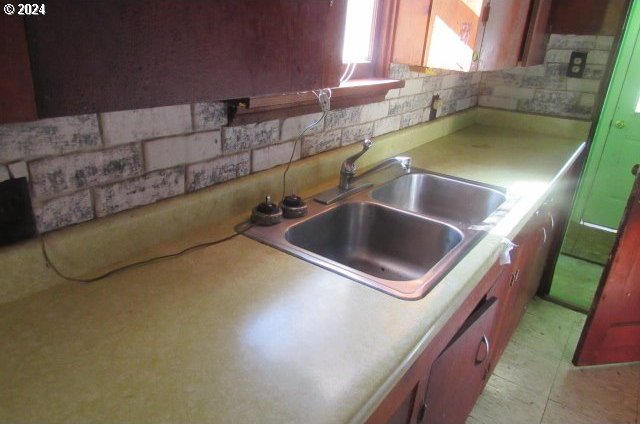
285;202;463;281
371;173;506;225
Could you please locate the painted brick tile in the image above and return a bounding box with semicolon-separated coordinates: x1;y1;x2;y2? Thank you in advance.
385;88;401;99
8;161;29;180
0;115;100;163
30;144;143;197
586;50;610;66
281;113;324;141
544;49;573;64
301;129;342;157
567;78;601;94
94;167;185;217
33;190;93;233
400;109;425;129
193;102;228;130
341;123;374;145
518;90;590;119
186;152;250;191
478;95;518;110
492;86;536;100
252;141;299;172
522;75;567;91
399;78;424;97
373;115;401;137
595;36;615;51
100;105;192;146
360;101;389;122
0;165;9;182
222;120;279;153
325;106;362;130
547;34;597;50
455;96;478;112
422;75;443;92
144;131;221;171
389;93;431;115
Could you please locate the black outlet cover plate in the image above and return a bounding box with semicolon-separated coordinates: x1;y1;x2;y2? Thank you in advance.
0;177;37;246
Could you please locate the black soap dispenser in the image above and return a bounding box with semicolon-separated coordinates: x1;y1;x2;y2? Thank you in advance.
251;195;283;226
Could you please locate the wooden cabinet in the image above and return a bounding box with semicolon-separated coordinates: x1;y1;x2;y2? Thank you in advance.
421;298;499;424
0;0;348;122
391;0;553;71
366;197;564;424
0;15;37;123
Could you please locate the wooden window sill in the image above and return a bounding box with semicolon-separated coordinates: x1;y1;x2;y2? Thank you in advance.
228;78;405;125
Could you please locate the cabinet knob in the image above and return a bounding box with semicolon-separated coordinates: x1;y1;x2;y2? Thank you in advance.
615;120;626;129
418;402;428;422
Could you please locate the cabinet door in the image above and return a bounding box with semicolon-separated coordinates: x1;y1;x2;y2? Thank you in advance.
477;0;532;71
392;0;433;66
420;297;499;424
423;0;487;71
487;264;519;363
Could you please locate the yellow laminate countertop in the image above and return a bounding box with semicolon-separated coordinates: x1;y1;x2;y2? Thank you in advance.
0;117;586;424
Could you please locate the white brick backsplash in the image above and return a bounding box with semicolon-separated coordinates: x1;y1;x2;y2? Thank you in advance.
595;36;615;51
301;129;342;157
587;50;610;65
567;78;601;94
94;167;185;217
385;88;401;99
399;79;424;96
547;34;597;50
360;101;389;122
492;86;535;100
101;105;192;146
0;165;9;182
524;65;546;77
33;190;93;233
544;49;572;64
252;141;300;172
144;131;221;171
281;113;324;141
0;115;100;163
471;72;482;84
187;152;250;191
341;123;374;145
400;109;425;129
8;161;28;180
325;106;362;130
373;115;401;137
478;95;518;110
193;102;227;130
222;120;280;153
30;144;143;197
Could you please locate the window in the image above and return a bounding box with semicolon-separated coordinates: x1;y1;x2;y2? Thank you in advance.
339;0;394;81
342;0;377;64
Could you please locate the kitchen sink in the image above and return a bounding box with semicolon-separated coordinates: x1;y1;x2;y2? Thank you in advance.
371;173;506;225
286;202;463;281
244;162;510;300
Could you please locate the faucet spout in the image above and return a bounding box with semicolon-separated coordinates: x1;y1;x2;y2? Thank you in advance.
340;139;372;189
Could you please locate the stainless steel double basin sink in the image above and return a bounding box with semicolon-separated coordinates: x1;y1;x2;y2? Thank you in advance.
246;166;508;300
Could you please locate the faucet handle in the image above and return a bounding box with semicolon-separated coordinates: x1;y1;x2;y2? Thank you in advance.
362;138;373;150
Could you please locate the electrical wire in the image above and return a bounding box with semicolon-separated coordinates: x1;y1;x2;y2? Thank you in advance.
41;223;253;283
281;88;332;200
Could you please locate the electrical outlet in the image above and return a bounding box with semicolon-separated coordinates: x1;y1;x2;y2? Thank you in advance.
567;51;587;78
0;177;37;246
430;94;441;120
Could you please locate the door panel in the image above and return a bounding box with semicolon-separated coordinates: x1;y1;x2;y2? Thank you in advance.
574;167;640;365
581;12;640;229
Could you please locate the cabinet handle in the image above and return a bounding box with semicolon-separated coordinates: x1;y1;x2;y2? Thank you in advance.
509;269;520;287
475;335;490;364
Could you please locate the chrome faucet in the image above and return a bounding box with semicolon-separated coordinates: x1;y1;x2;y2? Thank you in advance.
340;138;372;190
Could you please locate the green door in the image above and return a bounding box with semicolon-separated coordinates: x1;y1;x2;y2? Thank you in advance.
579;2;640;230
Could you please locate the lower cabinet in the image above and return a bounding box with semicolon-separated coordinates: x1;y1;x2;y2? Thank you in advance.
420;298;499;424
366;201;559;424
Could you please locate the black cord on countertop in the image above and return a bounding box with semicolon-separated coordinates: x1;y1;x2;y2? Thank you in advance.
40;222;254;283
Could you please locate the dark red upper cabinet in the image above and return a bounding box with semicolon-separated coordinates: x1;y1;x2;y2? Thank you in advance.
24;0;342;118
0;15;37;123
